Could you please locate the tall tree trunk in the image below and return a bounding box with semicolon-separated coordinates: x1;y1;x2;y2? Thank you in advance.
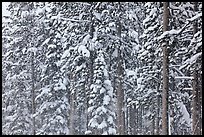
192;2;200;135
138;103;143;134
192;70;199;135
155;83;160;135
69;92;75;135
136;106;139;135
152;112;155;135
116;17;125;135
199;72;202;135
86;12;95;133
69;73;75;135
129;105;136;135
31;52;36;135
161;2;169;135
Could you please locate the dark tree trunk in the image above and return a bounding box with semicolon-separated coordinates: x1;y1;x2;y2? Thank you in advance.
86;11;95;133
192;2;200;135
69;73;76;135
192;70;199;135
161;2;169;135
116;17;125;135
31;52;36;135
155;83;160;135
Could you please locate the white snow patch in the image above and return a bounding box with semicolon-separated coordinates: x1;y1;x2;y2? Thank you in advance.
78;45;90;57
89;118;98;128
7;106;12;111
54;79;66;91
108;127;116;134
60;104;66;110
48;44;56;49
104;80;111;86
187;12;202;21
174;76;194;80
157;29;181;40
93;11;101;20
101;10;109;16
40;38;50;46
82;34;90;45
179;52;202;69
88;106;94;113
103;69;109;77
5;113;18;121
102;131;108;135
178;101;191;126
35;87;50;101
85;130;92;135
108;22;115;28
126;69;136;77
27;47;38;55
96;106;107;114
95;79;101;85
137;77;143;86
183;88;193;90
107;116;113;124
103;95;110;105
100;87;106;94
46;52;56;58
56;115;64;123
22;47;27;54
112;48;118;58
98;120;107;129
61;49;70;59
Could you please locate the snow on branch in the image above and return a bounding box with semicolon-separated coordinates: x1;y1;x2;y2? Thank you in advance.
179;52;202;70
174;76;194;80
183;88;193;90
40;38;50;47
157;23;189;41
187;12;202;22
157;13;202;41
169;66;185;76
61;17;90;23
104;34;129;45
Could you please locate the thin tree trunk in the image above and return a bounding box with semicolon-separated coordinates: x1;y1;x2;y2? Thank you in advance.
129;105;136;135
116;17;125;135
69;73;75;135
152;113;155;135
192;70;199;135
139;103;143;134
31;52;36;135
155;84;160;135
86;11;95;133
161;2;169;135
192;2;200;135
69;92;75;135
136;106;138;135
199;72;202;135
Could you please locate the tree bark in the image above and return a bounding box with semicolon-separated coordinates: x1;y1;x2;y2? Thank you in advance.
192;2;200;135
192;70;199;135
31;52;36;135
199;72;202;135
155;83;160;135
86;11;95;133
116;17;125;135
69;73;75;135
161;2;169;135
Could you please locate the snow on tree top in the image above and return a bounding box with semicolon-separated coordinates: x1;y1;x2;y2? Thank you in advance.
78;44;90;58
48;44;56;49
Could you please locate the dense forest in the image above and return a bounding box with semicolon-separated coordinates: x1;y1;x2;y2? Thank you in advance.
2;2;202;135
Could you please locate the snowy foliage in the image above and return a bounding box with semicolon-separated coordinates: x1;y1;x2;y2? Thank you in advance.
2;2;202;135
